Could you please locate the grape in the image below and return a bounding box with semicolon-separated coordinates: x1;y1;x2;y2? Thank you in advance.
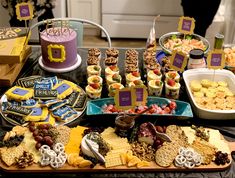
29;126;36;132
33;129;39;137
42;129;48;135
43;136;52;143
35;142;42;150
46;139;53;146
29;122;35;127
35;136;43;142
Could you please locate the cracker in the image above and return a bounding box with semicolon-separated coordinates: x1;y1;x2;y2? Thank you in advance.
155;142;179;167
1;145;25;166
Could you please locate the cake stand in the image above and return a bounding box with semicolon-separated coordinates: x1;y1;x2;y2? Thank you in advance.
38;54;82;73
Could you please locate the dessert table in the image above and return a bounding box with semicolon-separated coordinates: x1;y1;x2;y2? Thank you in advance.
0;46;235;178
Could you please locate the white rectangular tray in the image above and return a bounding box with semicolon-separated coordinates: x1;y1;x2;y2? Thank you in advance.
183;68;235;120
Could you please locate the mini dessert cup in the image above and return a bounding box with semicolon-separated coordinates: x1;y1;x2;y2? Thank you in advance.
106;48;119;58
106;73;122;86
148;80;163;96
108;83;124;97
147;69;162;82
125;49;139;59
87;65;101;77
105;65;119;76
146;62;161;73
87;56;100;66
86;83;102;99
104;56;118;66
165;79;181;99
88;48;101;58
125;56;138;66
128;80;144;88
87;75;103;85
125;71;141;85
165;71;180;83
125;63;139;74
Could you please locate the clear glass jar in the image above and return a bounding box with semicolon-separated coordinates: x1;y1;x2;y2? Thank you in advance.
187;49;206;69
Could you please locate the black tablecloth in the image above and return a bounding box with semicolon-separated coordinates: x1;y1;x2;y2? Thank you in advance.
0;47;235;178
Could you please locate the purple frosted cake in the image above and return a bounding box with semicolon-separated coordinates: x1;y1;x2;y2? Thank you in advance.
40;27;77;69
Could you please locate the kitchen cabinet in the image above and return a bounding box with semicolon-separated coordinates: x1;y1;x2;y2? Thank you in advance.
67;0;101;25
101;0;183;38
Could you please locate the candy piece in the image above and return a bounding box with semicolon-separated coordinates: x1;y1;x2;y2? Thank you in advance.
5;86;34;101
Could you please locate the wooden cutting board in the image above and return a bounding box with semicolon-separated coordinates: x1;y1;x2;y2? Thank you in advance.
0;142;234;173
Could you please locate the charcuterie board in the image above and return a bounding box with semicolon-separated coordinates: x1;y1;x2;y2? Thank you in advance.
0;125;234;173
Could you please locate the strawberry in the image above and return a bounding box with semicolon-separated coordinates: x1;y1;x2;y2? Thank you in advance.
90;83;100;89
163;107;171;114
169;101;177;110
109;65;117;71
167;79;175;87
153;69;161;76
132;71;140;77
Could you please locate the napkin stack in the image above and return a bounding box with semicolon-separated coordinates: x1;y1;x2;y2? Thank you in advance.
0;27;32;86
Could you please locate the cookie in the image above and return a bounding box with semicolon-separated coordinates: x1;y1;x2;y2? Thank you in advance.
24;107;48;122
52;106;74;121
34;80;53;90
53;81;74;99
48;100;68;111
5;86;34;101
16;76;42;88
74;93;87;111
34;89;58;100
36;114;56;126
4;105;33;117
21;99;38;108
41;76;58;86
66;92;80;107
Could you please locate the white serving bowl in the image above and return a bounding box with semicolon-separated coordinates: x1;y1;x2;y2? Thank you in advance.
183;68;235;120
